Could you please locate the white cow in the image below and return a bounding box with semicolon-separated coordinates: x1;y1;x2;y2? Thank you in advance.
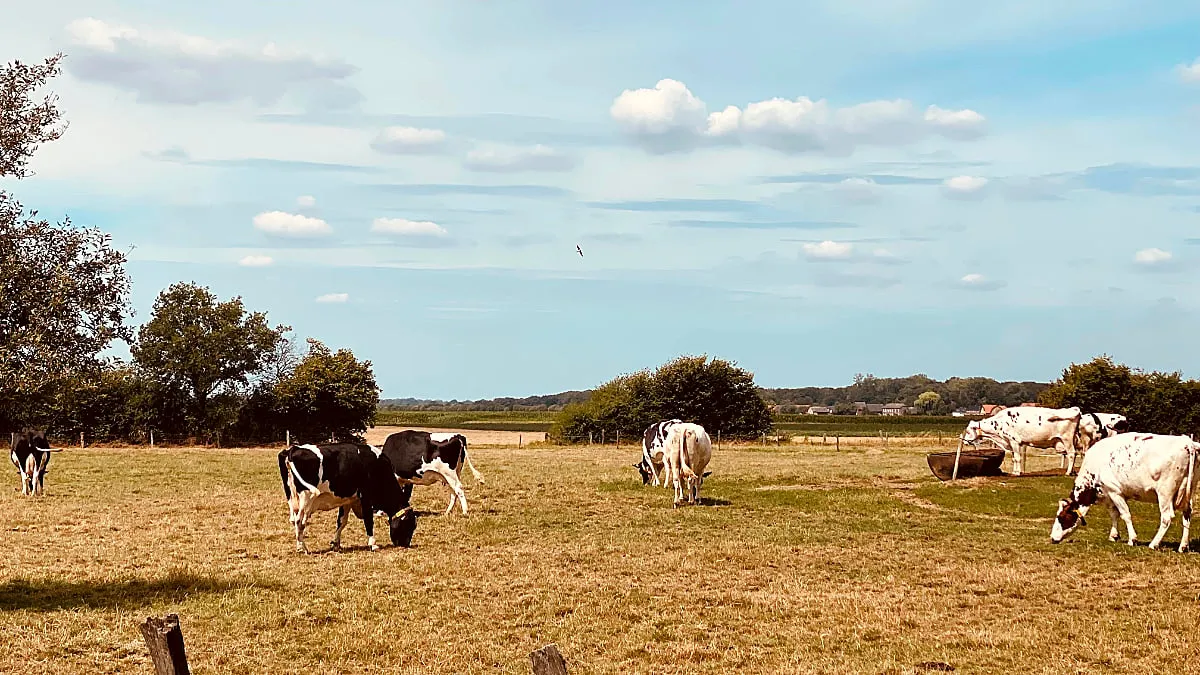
662;423;712;508
961;406;1082;476
1050;433;1198;552
1075;412;1130;455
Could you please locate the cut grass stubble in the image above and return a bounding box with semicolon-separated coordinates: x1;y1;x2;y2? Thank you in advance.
1;443;1198;674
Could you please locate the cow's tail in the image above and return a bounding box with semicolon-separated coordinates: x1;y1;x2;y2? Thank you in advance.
462;439;485;484
680;427;695;478
1184;441;1198;511
277;449;293;500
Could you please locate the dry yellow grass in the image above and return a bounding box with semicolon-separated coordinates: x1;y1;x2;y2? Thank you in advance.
2;441;1199;674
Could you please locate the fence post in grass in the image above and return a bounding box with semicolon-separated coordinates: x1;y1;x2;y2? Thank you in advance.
601;430;605;445
286;430;291;447
615;430;619;449
140;614;191;675
529;643;568;675
519;434;523;449
150;430;155;448
836;435;840;452
716;429;721;452
588;431;593;446
80;431;84;448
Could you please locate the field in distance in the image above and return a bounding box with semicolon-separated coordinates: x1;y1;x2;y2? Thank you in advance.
1;440;1192;674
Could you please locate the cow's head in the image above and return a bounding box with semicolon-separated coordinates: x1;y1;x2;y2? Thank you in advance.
389;508;417;548
960;420;983;444
633;460;654;485
1050;486;1098;544
1110;418;1130;434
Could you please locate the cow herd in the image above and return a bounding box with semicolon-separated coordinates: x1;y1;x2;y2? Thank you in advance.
10;406;1200;554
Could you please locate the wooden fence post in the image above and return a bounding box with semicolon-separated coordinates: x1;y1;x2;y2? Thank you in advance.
140;614;191;675
80;431;85;448
716;429;721;452
601;430;606;445
519;434;523;449
588;431;593;446
530;643;568;675
615;431;619;449
836;435;840;452
150;430;155;448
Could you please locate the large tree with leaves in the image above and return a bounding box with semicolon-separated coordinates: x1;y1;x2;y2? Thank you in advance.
275;339;380;443
1;53;133;430
132;282;287;438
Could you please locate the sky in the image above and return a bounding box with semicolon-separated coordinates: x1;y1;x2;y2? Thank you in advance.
3;1;1200;399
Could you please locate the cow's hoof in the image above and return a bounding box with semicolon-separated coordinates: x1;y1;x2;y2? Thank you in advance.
1128;540;1137;547
1179;544;1189;553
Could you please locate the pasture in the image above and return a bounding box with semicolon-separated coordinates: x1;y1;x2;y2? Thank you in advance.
3;440;1199;674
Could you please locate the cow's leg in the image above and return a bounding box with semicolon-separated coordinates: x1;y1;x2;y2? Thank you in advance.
1109;502;1122;542
425;462;469;515
330;507;349;550
1149;491;1176;551
444;490;458;516
1179;499;1192;553
1009;442;1023;477
1108;493;1138;545
361;500;379;551
1063;440;1076;476
292;492;315;554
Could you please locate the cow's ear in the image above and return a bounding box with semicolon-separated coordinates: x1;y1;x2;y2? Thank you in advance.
702;471;712;477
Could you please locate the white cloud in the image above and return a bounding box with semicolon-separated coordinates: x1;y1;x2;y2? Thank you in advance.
958;273;1005;291
942;175;989;199
463;144;577;172
1134;248;1172;265
238;254;273;267
315;293;349;303
65;18;360;109
1177;58;1200;83
370;126;448;154
832;177;884;204
803;240;854;260
371;217;448;237
252;211;332;238
296;195;316;208
610;78;987;154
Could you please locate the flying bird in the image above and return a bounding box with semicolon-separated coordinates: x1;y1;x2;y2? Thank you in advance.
576;245;584;258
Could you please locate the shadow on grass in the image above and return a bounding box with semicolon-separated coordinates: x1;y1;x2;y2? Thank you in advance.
0;569;275;612
698;497;733;506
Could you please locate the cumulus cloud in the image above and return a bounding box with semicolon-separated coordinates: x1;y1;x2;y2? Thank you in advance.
316;293;349;303
370;126;448;154
463;144;577;173
296;195;316;208
610;78;986;154
252;211;332;238
1134;248;1173;265
238;254;273;267
832;177;884;204
65;18;361;109
958;273;1005;290
371;217;448;237
1177;58;1200;83
942;175;989;199
803;240;854;260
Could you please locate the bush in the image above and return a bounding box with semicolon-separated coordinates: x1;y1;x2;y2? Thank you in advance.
550;355;773;443
1039;355;1200;435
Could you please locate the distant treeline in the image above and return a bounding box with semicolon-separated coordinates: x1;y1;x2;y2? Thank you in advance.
381;374;1048;414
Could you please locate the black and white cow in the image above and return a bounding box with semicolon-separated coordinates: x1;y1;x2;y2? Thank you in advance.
278;443;417;553
10;429;61;496
380;430;483;515
634;419;682;486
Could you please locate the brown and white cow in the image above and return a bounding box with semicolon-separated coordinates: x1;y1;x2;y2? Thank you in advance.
961;406;1082;476
1051;433;1198;551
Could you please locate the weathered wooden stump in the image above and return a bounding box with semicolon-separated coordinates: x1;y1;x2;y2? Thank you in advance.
140;614;191;675
529;643;568;675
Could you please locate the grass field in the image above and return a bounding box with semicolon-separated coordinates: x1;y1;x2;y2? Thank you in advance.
3;441;1198;674
374;409;556;432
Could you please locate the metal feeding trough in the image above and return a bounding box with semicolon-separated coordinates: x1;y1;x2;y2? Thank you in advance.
927;440;1006;481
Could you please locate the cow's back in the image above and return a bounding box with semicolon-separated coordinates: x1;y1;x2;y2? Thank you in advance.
381;431;433;478
1087;433;1196;491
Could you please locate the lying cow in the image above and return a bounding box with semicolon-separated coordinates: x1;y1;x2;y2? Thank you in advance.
662;422;712;508
380;430;484;515
1051;433;1198;552
961;406;1082;476
10;430;62;496
278;443;417;553
634;419;682;486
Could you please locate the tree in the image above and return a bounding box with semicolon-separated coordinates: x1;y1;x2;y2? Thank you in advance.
2;54;66;179
550;355;773;443
132;282;286;438
275;339;380;442
915;391;941;413
1039;355;1200;435
0;53;132;430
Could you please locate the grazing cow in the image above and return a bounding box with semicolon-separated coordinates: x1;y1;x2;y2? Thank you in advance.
634;419;682;486
10;430;61;496
278;443;417;553
961;406;1083;476
380;430;483;515
1051;433;1199;551
662;422;713;508
1076;412;1130;454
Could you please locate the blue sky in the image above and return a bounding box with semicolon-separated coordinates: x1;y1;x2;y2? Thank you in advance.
4;1;1200;398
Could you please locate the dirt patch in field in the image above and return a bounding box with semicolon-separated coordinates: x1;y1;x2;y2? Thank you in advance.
363;426;545;447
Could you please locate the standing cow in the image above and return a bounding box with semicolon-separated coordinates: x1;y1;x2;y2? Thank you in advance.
961;406;1083;476
380;430;484;515
278;443;417;553
10;430;61;496
1051;433;1198;552
634;419;682;486
662;422;712;508
1075;412;1130;456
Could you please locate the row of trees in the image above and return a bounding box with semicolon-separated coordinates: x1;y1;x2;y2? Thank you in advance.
1;54;379;444
1039;356;1200;436
551;355;774;442
765;374;1047;413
